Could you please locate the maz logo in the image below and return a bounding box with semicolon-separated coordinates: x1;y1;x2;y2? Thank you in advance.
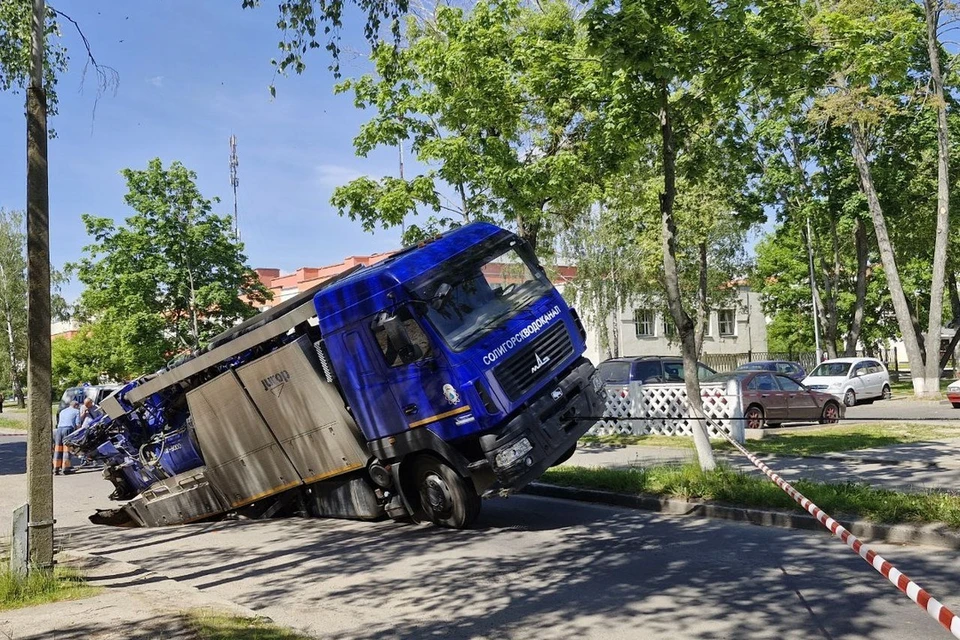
530;352;551;375
260;370;291;398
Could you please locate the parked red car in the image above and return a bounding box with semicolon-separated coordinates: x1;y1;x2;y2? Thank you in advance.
704;370;845;428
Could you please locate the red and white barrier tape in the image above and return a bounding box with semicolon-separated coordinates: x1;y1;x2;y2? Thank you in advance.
718;430;960;638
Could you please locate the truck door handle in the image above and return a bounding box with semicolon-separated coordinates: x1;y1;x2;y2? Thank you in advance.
403;404;418;416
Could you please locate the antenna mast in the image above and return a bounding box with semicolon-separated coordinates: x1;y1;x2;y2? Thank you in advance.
229;134;239;240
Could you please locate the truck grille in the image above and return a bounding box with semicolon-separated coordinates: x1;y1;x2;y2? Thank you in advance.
494;322;573;401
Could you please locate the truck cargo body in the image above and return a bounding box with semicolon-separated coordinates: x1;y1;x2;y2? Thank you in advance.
68;222;602;529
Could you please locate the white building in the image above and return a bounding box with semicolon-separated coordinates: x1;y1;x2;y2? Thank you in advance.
582;285;768;365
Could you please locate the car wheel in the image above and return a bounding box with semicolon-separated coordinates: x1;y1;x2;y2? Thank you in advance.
744;405;765;429
952;402;960;409
820;402;840;424
414;456;481;529
843;389;856;407
881;384;892;400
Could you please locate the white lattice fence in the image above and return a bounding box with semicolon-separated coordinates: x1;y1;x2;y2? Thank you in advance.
588;382;744;442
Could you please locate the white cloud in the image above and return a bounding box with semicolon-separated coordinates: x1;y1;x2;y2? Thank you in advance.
147;75;164;88
314;164;368;189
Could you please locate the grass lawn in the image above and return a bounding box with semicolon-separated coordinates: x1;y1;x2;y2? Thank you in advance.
582;423;960;457
0;565;100;611
188;610;314;640
0;416;25;432
542;463;960;527
889;379;953;396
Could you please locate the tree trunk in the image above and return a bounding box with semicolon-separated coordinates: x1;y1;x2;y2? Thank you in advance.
802;219;830;358
949;270;960;326
923;0;951;397
845;217;869;356
694;241;708;355
517;215;541;254
658;82;716;470
0;261;24;407
822;215;840;358
849;121;926;394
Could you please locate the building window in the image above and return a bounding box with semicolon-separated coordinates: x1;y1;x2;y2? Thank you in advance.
634;309;655;337
662;315;676;338
718;309;736;337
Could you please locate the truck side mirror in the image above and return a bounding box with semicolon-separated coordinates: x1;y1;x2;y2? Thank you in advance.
432;283;453;310
376;312;421;364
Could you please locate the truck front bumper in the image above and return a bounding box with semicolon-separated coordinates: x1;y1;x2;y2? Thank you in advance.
478;358;602;494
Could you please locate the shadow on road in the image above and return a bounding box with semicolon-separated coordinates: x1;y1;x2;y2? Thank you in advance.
0;440;26;475
60;495;957;640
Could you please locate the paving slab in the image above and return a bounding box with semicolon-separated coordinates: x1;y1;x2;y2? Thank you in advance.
0;552;269;640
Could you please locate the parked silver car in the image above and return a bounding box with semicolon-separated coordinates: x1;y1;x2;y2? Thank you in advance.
802;357;891;407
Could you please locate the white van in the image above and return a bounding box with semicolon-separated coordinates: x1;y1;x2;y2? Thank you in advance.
802;357;891;407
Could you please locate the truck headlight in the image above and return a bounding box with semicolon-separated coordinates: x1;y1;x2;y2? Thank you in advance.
495;437;533;469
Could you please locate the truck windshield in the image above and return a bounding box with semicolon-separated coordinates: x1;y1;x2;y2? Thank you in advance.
411;239;552;351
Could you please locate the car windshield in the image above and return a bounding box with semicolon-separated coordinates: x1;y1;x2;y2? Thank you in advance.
809;362;852;377
410;238;552;350
598;362;630;384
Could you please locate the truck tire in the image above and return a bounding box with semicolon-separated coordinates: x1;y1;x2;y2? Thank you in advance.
414;456;480;529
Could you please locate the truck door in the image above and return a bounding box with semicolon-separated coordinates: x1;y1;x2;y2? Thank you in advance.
371;307;473;439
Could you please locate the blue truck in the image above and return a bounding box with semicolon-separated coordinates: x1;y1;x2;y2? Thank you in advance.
67;222;602;529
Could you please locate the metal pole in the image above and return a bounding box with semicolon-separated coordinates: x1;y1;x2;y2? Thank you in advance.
806;216;823;362
25;0;54;572
229;135;239;241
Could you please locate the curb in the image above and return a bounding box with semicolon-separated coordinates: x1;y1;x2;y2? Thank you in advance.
523;482;960;550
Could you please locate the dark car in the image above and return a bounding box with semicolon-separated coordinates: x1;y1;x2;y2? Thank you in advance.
735;360;807;382
703;370;843;428
57;384;121;412
596;356;717;397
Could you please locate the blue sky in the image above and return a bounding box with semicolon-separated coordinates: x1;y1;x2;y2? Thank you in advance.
0;0;405;301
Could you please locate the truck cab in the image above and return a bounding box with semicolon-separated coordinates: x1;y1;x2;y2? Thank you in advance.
317;222;602;526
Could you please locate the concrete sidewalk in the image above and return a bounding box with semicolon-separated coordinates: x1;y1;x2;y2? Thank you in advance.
564;438;960;495
0;552;278;640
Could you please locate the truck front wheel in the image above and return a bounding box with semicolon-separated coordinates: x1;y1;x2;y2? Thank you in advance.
414;456;481;529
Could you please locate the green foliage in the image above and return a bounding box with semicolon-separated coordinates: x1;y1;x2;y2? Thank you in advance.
71;159;270;376
51;321;136;390
0;209;69;403
0;1;67;116
332;0;604;250
543;463;960;526
242;0;407;80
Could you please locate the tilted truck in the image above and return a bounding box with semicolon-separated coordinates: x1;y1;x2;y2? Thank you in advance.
67;222;603;529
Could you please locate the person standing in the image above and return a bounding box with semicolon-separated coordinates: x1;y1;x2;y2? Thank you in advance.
53;400;81;475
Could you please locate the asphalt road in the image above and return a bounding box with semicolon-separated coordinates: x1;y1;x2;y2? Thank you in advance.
844;398;960;423
3;436;960;640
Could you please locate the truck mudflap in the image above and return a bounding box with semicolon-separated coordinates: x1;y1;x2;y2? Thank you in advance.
478;358;602;494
